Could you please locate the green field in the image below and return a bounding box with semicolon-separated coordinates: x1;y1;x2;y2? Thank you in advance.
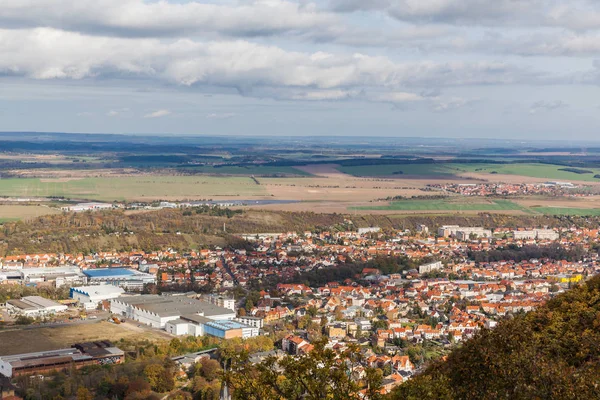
338;162;600;181
178;165;311;176
455;163;600;182
353;199;526;211
338;163;462;177
530;207;600;216
0;176;266;201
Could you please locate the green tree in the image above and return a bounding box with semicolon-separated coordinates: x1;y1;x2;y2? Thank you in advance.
224;338;382;400
76;387;93;400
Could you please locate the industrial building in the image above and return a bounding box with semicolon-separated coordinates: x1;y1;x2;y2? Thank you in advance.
6;267;87;287
110;295;236;328
83;268;156;291
0;342;124;378
70;284;125;310
166;315;259;339
60;202;114;212
5;296;68;317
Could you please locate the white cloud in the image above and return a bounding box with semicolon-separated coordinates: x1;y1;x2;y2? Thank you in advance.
0;0;337;38
330;0;544;25
0;28;541;94
529;100;568;114
431;97;471;112
206;113;236;119
107;110;119;117
144;109;171;118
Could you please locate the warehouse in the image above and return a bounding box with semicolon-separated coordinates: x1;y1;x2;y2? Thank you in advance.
166;315;259;339
6;296;68;317
110;294;236;328
70;284;125;310
0;342;124;378
19;267;87;287
83;268;156;291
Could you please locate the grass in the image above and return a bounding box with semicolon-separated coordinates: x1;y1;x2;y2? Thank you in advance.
530;207;600;216
0;321;169;356
0;176;267;201
337;162;600;182
353;199;527;211
177;165;311;176
0;205;61;221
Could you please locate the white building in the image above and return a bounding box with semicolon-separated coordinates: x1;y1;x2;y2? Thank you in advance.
419;261;444;275
358;227;381;235
6;296;68;317
83;268;156;291
513;229;559;241
202;294;236;311
19;267;87;287
61;202;114;212
70;284;125;310
235;315;264;329
110;295;236;328
166;315;259;339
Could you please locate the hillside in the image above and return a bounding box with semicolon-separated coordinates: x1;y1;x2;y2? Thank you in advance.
392;275;600;400
1;207;594;255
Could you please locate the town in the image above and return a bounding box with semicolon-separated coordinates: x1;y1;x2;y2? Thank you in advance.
0;219;595;397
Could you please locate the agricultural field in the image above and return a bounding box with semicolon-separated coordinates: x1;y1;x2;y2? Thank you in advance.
0;321;170;356
530;207;600;216
337;163;463;177
177;165;311;176
337;162;600;182
353;199;527;212
0;205;61;222
0;176;266;201
455;163;600;182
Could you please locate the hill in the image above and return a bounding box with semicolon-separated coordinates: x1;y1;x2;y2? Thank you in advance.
391;275;600;400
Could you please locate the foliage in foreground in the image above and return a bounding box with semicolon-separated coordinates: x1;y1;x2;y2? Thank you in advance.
225;275;600;400
223;339;384;400
392;274;600;400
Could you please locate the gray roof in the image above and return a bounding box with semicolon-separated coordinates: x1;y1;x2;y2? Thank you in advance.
115;295;234;318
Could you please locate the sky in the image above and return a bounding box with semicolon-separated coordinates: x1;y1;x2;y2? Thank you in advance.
1;0;600;139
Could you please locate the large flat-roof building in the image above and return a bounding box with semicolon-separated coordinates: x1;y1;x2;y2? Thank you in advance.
19;267;87;287
61;202;114;212
6;296;68;317
83;268;156;291
0;342;123;378
70;284;125;310
166;315;259;339
110;295;236;328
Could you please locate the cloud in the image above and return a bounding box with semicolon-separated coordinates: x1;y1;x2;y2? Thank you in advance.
330;0;543;25
529;100;569;114
0;28;542;94
107;110;119;117
144;109;171;118
431;97;472;112
0;0;337;39
206;113;235;119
